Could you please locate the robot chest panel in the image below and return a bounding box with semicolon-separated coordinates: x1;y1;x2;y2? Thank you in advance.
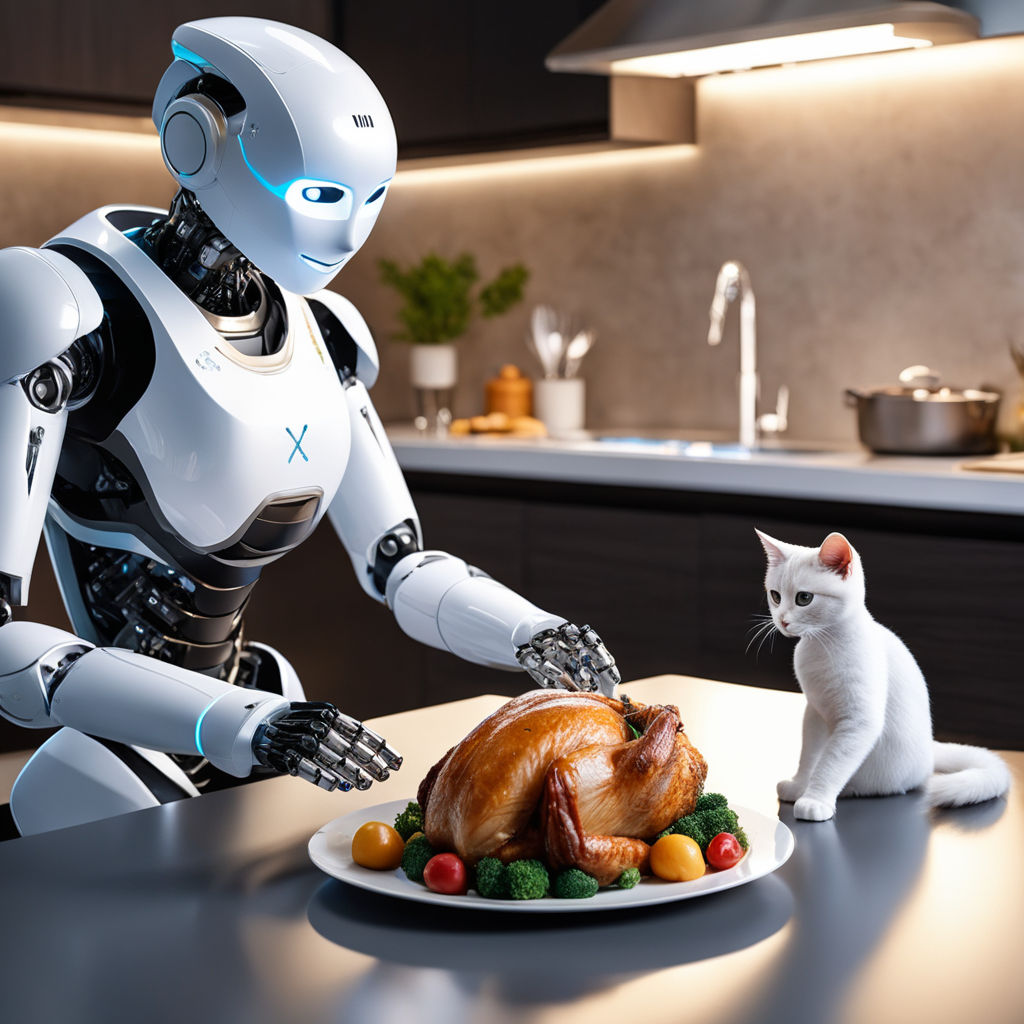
118;292;350;552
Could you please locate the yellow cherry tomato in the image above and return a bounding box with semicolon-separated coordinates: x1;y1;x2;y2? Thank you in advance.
351;821;405;870
650;834;706;882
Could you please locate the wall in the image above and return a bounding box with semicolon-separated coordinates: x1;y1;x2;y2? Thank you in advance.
3;36;1024;445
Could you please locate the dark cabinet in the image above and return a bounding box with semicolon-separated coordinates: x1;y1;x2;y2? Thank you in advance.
0;1;608;157
0;1;332;111
337;0;608;156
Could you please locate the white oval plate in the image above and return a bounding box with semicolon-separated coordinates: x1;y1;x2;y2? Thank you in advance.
309;798;795;913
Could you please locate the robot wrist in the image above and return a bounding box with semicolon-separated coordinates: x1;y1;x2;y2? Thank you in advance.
195;688;291;777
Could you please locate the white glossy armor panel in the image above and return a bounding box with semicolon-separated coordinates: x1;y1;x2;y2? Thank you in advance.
10;729;202;836
153;18;397;295
309;289;380;387
0;621;91;726
0;386;67;603
49;646;289;776
326;378;420;599
386;551;563;670
48;207;352;554
0;247;102;382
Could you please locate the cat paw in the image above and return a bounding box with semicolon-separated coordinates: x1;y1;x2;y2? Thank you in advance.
794;796;836;821
777;779;804;802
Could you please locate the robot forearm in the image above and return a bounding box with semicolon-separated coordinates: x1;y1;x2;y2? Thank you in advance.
385;552;620;694
0;621;400;789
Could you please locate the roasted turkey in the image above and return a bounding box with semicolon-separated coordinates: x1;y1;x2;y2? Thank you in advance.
418;690;708;886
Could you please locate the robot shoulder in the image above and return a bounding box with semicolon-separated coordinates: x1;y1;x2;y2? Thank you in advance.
305;290;380;389
0;246;103;384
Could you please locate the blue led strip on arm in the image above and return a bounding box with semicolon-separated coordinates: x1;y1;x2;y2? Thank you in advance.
194;692;232;756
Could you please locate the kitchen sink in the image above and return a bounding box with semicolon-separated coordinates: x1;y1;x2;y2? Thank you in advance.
593;436;835;458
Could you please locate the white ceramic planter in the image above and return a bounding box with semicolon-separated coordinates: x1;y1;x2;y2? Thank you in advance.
409;343;457;389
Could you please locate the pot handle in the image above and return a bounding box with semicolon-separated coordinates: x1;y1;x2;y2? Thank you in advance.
843;389;862;408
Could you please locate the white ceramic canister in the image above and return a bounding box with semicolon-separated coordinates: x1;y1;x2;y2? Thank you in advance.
534;377;586;437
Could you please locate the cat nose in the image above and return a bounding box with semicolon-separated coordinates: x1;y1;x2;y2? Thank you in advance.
780;619;790;630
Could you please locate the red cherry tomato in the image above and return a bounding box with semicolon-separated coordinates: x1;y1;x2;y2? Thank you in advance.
706;832;744;870
422;853;468;895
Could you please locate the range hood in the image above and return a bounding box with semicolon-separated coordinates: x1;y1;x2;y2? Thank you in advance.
547;1;979;78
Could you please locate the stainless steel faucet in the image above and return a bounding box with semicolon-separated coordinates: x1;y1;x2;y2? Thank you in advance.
707;260;758;449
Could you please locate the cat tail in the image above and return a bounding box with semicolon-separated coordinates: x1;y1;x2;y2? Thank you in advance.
927;742;1011;808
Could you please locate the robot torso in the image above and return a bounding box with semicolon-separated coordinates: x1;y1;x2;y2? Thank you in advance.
41;205;352;676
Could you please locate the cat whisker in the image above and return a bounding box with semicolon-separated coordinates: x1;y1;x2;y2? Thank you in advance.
745;618;776;656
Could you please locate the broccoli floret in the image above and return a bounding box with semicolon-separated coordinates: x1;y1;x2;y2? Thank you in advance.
616;868;641;889
554;868;599;899
393;801;424;841
696;807;745;850
657;810;709;847
400;834;436;883
506;859;550;900
658;802;749;852
474;857;509;899
695;792;728;813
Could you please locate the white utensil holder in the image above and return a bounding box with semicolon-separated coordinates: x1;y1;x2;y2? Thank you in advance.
534;378;586;437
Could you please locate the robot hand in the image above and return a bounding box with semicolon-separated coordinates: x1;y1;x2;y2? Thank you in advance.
515;622;621;698
252;701;402;792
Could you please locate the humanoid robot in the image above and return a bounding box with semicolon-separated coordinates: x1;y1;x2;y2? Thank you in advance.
0;17;619;837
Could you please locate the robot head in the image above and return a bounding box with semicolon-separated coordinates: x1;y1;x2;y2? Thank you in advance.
152;18;397;295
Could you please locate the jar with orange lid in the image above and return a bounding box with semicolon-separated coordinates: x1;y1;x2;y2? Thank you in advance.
485;365;533;418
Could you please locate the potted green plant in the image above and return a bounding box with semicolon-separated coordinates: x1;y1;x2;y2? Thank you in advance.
378;251;529;398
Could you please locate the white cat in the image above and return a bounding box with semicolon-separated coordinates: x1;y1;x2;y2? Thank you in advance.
756;529;1010;822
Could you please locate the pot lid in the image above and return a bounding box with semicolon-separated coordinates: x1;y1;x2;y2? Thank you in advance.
856;365;1000;403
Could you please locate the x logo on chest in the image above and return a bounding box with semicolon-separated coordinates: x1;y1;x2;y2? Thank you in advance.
286;425;309;463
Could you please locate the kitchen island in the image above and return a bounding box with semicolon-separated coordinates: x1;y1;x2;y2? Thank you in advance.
0;675;1019;1024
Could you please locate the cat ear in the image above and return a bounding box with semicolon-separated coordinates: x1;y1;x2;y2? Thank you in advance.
819;533;854;579
755;529;789;567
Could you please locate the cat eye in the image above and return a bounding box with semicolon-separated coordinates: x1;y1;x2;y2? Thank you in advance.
795;591;814;606
769;590;781;605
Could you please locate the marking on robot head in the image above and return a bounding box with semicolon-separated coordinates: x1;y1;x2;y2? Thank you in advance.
195;350;221;372
287;425;309;463
352;114;375;128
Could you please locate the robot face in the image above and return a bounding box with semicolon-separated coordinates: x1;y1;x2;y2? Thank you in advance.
154;18;397;295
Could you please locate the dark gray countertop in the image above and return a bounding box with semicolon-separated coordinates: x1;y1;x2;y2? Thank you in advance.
1;679;1020;1024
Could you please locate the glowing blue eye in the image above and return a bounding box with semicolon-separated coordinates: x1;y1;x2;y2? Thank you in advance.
302;185;346;204
284;178;354;218
366;186;386;203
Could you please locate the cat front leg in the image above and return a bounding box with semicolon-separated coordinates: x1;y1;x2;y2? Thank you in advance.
795;716;883;821
778;704;827;803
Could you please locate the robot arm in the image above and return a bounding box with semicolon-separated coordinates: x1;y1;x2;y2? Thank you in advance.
0;621;400;791
320;295;620;695
0;247;104;615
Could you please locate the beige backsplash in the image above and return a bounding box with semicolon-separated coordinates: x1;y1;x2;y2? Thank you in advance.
4;35;1024;444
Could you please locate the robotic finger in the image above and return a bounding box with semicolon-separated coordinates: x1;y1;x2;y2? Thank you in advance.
515;622;621;698
253;702;402;792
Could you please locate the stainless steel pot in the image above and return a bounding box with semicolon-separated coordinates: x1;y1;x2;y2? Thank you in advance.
845;366;1000;455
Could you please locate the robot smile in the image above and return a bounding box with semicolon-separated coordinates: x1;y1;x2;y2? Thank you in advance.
300;253;347;272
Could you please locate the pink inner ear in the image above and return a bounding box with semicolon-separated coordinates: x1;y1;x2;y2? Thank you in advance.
819;533;853;579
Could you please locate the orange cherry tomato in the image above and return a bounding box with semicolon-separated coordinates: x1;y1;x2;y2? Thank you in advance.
351;821;405;870
650;834;706;881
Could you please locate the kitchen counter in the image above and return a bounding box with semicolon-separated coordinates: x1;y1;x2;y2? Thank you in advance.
1;675;1020;1024
386;426;1024;516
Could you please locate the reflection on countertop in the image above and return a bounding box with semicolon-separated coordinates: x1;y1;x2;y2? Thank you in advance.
384;424;1024;516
